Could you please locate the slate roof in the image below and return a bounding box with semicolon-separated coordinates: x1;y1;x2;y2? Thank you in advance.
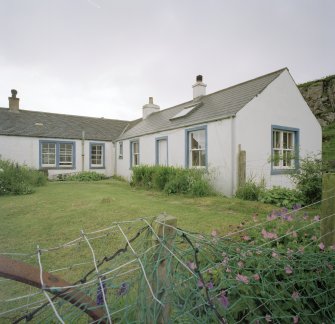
0;108;130;141
118;68;286;140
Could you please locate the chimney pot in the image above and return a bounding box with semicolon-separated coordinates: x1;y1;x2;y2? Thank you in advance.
11;89;18;98
149;97;153;104
196;75;203;82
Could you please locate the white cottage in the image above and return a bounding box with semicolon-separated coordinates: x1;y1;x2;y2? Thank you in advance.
0;90;131;178
115;68;321;196
0;68;321;195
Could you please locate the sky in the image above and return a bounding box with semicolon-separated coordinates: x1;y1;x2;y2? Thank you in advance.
0;0;334;121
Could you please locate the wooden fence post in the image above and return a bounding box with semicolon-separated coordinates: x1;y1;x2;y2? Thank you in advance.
238;144;246;188
321;173;335;247
150;214;177;323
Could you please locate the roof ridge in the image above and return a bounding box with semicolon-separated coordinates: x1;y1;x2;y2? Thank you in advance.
140;67;287;116
0;107;130;123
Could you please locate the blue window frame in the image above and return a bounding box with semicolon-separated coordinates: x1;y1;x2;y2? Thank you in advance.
271;125;299;175
185;125;207;168
39;140;76;169
155;136;168;166
130;139;140;168
89;142;105;169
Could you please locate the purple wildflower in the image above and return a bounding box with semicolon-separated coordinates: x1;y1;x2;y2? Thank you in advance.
253;274;260;281
96;280;107;305
206;281;214;289
319;242;325;251
118;282;129;296
314;215;320;222
293;316;299;323
285;266;293;275
187;261;197;271
236;274;249;284
218;291;229;309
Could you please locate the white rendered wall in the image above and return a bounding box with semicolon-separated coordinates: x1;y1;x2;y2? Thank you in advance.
116;118;234;196
0;135;114;177
235;69;322;191
0;135;38;167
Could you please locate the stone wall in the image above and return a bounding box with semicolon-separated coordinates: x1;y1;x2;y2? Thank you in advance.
298;75;335;126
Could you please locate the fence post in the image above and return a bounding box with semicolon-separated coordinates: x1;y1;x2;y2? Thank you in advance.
321;173;335;247
238;144;246;188
150;214;177;323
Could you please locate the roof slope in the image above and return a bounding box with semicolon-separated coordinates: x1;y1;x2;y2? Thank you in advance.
0;109;129;141
118;68;286;140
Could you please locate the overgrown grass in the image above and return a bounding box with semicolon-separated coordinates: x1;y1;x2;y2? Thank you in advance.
0;179;310;253
0;159;47;195
131;165;214;196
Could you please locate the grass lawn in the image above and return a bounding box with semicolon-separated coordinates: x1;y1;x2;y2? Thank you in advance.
0;179;316;253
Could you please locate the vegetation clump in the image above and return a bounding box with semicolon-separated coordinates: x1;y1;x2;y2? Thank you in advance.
63;171;107;181
0;159;47;195
131;165;214;197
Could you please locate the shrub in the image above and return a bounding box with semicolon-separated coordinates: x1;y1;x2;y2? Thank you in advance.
131;165;214;197
259;186;303;208
235;180;264;201
65;171;107;181
0;159;47;195
289;155;325;204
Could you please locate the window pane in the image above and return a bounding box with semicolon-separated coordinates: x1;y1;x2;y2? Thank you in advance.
273;150;280;167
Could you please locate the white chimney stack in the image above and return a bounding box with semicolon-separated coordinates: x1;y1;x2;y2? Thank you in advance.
9;89;20;112
192;75;207;99
142;97;160;119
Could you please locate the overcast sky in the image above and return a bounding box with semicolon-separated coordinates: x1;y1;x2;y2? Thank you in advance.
0;0;334;120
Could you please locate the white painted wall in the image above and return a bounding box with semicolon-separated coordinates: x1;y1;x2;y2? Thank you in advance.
116;118;234;196
235;69;322;191
0;135;114;178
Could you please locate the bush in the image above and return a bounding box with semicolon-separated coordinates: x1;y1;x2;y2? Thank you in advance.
65;172;107;181
259;186;303;208
0;159;47;195
131;165;214;197
235;180;264;201
289;155;325;204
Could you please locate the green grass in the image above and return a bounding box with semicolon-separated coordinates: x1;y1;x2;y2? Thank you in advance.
0;179;304;253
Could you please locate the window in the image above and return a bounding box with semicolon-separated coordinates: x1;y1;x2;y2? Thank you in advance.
130;140;140;168
90;143;104;168
170;105;197;120
186;126;207;168
271;126;299;174
119;142;123;159
40;141;75;169
156;137;168;166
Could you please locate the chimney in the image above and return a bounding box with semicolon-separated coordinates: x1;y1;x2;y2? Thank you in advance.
192;75;207;99
142;97;160;119
9;89;20;112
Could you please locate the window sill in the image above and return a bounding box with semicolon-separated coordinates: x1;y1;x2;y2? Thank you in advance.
271;168;297;175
